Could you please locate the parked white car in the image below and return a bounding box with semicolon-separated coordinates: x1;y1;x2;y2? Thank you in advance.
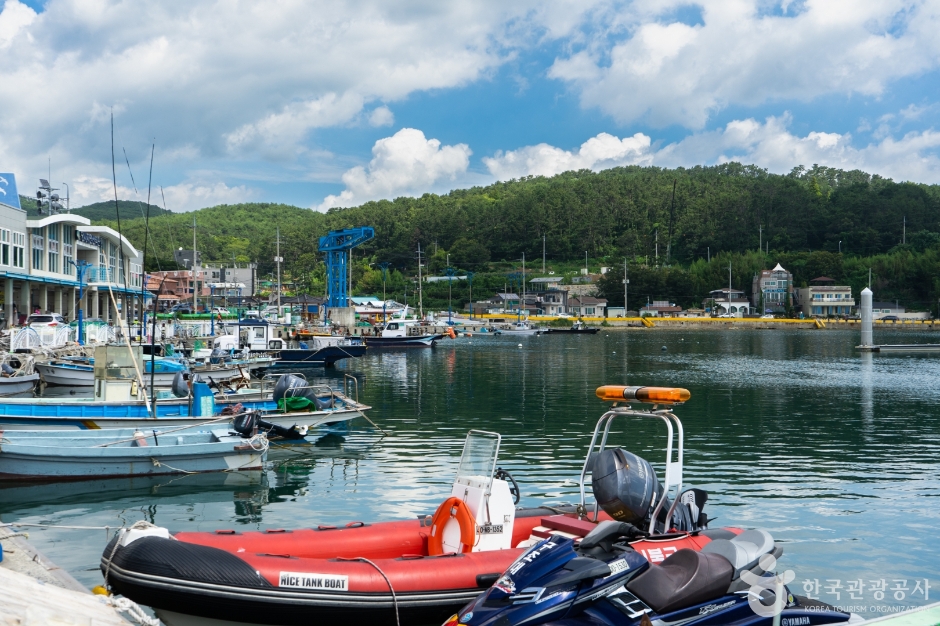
27;313;66;328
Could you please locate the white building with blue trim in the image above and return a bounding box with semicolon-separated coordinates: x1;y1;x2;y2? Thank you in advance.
0;173;145;327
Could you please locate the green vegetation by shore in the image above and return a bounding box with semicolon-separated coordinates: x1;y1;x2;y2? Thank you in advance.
75;163;940;314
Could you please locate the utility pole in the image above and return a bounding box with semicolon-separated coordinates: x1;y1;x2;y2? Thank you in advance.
728;261;732;314
655;229;659;262
192;215;198;313
417;243;424;318
707;247;710;263
623;258;629;316
903;216;906;244
522;252;526;319
584;251;588;275
759;224;763;252
275;226;282;312
542;234;546;273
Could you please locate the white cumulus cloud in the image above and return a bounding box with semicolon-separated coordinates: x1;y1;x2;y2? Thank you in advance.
550;1;940;129
318;128;471;210
484;132;652;179
486;114;940;184
69;175;255;212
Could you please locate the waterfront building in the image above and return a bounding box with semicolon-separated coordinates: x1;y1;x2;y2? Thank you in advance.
703;288;751;316
568;296;607;317
751;263;794;313
795;277;855;317
0;174;145;327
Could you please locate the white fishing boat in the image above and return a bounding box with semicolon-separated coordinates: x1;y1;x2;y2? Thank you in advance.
35;355;188;387
0;354;40;396
497;321;546;336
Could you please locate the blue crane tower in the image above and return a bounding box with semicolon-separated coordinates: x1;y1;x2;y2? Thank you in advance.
318;227;375;308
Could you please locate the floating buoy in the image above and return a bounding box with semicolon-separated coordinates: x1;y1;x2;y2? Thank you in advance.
518;343;523;348
661;346;667;351
91;585;110;596
612;351;616;354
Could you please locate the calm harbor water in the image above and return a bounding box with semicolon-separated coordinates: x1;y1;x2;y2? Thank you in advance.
2;329;939;618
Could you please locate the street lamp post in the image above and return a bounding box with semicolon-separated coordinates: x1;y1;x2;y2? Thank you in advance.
68;259;90;345
839;241;842;254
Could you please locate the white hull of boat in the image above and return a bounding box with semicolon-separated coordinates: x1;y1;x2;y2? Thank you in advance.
499;328;544;336
0;407;365;431
35;364;179;387
0;374;39;395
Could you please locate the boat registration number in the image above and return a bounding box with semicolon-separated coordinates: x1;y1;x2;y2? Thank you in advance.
478;524;504;534
608;559;629;575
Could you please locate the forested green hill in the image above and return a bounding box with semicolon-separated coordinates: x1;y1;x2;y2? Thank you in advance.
18;195;167;221
78;163;940;312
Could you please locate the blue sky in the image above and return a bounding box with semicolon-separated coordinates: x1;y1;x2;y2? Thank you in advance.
2;0;940;211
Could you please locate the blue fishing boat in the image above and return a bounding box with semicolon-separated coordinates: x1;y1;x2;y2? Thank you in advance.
0;346;371;431
0;426;268;480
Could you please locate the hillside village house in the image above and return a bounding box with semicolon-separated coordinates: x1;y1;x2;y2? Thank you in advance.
752;263;794;314
0;176;146;327
796;277;855;317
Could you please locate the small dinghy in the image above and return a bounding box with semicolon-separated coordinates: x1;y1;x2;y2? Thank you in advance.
101;385;753;626
0;412;269;480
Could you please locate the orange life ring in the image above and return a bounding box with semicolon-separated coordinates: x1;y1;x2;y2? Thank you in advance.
427;497;476;555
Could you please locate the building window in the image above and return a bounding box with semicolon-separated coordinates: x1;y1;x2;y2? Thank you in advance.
108;242;117;283
31;229;44;271
47;224;59;273
0;229;8;266
12;232;25;268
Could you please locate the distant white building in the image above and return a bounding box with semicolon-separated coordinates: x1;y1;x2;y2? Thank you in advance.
704;288;751;317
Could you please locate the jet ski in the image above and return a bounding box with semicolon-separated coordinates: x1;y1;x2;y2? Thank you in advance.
100;385;748;626
447;521;860;626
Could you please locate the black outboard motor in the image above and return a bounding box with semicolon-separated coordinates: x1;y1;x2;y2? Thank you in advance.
592;448;660;526
209;347;223;365
170;372;189;398
593;447;708;533
232;411;259;437
272;374;333;410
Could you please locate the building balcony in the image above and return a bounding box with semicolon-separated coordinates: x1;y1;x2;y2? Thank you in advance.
85;265;124;285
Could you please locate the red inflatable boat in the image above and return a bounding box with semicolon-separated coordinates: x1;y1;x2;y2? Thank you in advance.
100;386;757;626
103;507;743;626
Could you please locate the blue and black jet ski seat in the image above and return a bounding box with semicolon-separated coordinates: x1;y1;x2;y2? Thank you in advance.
626;549;734;614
